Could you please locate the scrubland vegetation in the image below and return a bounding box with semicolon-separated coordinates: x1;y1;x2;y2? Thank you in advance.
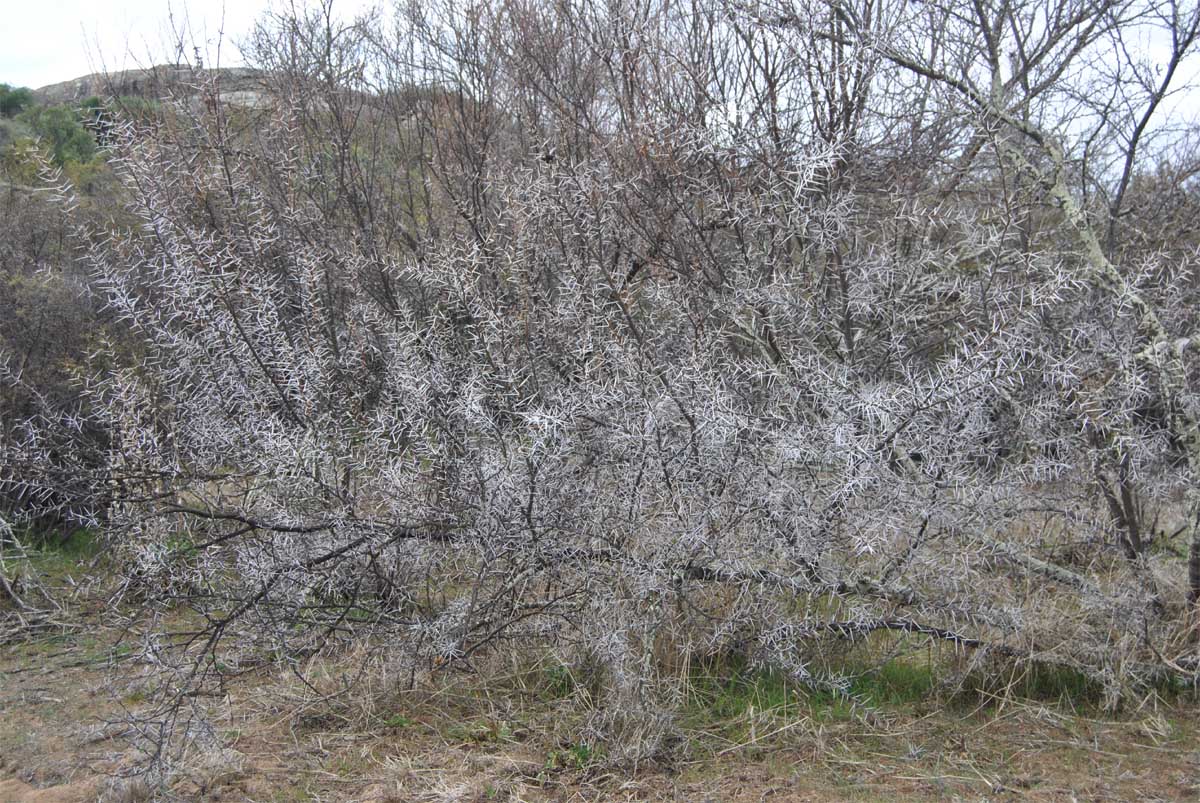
4;0;1200;798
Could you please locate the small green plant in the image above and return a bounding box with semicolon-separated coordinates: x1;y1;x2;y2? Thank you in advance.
448;718;515;744
544;741;596;771
567;742;594;767
541;663;577;699
164;533;198;559
382;713;414;729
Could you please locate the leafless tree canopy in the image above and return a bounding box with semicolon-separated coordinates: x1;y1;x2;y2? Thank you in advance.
5;0;1200;759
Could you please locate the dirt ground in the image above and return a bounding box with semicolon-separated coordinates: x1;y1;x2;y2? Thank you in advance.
3;615;1200;803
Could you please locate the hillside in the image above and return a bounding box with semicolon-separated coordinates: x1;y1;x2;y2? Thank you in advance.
33;65;265;106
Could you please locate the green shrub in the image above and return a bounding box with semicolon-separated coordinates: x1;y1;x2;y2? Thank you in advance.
19;105;95;166
0;84;33;118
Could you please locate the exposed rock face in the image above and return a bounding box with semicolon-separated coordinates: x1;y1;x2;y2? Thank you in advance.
34;66;264;106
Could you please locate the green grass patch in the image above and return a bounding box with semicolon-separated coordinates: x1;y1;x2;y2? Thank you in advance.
3;526;104;582
1014;662;1101;703
962;660;1105;707
848;659;937;706
684;649;942;735
684;654;804;732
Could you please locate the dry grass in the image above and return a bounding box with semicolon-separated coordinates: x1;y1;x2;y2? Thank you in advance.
3;538;1200;802
2;609;1199;802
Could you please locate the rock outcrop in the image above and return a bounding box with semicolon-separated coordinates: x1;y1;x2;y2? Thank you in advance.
34;66;264;106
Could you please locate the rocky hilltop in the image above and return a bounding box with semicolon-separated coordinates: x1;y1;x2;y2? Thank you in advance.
34;66;265;106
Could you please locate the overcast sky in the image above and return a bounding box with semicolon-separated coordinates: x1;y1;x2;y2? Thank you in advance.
0;0;376;89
